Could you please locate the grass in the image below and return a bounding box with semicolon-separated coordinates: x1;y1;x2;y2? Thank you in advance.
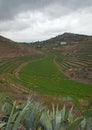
14;53;92;99
0;55;43;74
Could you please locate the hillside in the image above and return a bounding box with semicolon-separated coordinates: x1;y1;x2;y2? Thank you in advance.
43;32;92;44
0;33;92;85
0;35;42;58
34;33;92;84
0;33;92;111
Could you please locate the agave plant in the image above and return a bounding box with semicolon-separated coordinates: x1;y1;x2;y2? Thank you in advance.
39;101;92;130
39;104;74;130
1;96;13;115
0;96;44;130
79;104;92;130
0;97;92;130
67;99;92;130
24;102;45;130
0;97;33;130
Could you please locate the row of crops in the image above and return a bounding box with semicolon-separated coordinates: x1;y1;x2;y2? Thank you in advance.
0;55;43;75
56;43;92;80
0;54;44;100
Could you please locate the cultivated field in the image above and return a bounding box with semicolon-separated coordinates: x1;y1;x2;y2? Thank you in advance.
0;55;44;100
14;53;92;99
0;35;92;102
55;42;92;83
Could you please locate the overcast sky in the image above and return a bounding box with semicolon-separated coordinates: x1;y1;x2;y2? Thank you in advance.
0;0;92;42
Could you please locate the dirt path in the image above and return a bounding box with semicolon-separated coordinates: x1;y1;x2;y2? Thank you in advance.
15;61;30;79
15;56;45;79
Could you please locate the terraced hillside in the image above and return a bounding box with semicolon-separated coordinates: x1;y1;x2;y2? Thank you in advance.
0;55;44;101
0;33;92;102
0;35;44;100
55;41;92;84
12;53;92;99
0;56;36;75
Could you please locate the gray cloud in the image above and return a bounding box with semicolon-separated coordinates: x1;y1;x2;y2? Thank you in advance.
0;0;52;20
0;0;92;20
0;0;92;41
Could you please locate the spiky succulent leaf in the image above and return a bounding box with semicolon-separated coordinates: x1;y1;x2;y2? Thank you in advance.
86;118;92;130
60;105;66;122
67;117;83;130
2;102;12;115
68;106;73;123
5;101;16;130
40;111;52;130
0;122;6;128
24;102;41;130
80;118;87;130
12;98;31;130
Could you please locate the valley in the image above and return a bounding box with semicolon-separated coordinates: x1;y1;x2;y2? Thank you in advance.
0;33;92;104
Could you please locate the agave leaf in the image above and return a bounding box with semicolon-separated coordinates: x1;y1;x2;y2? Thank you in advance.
40;111;52;130
1;96;13;115
0;122;6;128
68;106;73;123
86;118;92;130
33;112;42;129
12;98;31;130
11;111;19;122
80;118;87;130
51;104;56;130
55;106;62;130
67;117;83;130
61;105;66;121
33;105;45;129
5;101;16;130
2;102;12;115
25;102;40;130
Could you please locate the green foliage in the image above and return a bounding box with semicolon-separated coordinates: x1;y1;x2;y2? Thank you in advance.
73;98;92;130
67;118;83;130
0;55;43;75
0;97;33;130
24;102;44;130
0;97;92;130
16;53;92;99
0;122;6;129
40;104;73;130
1;97;13;115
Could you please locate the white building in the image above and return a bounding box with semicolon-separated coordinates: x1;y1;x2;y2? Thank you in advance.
60;41;67;45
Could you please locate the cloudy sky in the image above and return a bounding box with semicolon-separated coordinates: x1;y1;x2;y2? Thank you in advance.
0;0;92;42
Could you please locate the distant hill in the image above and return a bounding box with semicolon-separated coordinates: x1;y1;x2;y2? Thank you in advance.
33;33;92;54
41;32;92;45
0;35;42;58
